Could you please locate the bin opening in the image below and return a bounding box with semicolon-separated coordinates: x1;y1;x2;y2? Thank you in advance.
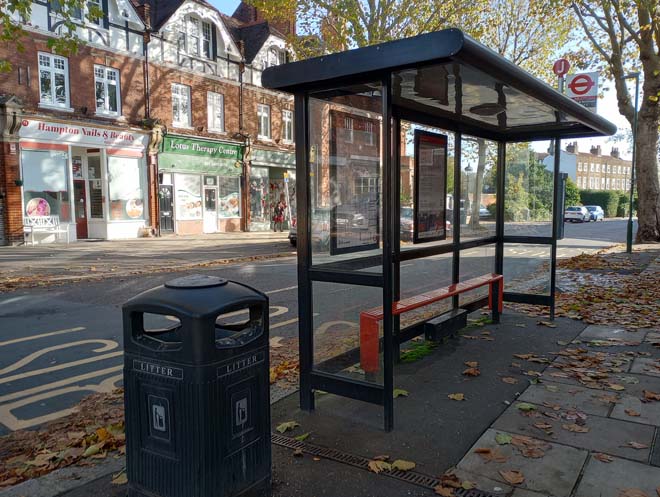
215;308;264;348
138;313;183;348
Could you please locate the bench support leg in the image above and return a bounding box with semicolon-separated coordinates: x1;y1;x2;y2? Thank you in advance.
360;315;380;373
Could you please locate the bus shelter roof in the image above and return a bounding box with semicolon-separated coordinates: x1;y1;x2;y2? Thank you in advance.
262;29;616;142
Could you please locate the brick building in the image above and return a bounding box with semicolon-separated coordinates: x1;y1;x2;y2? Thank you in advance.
0;0;296;244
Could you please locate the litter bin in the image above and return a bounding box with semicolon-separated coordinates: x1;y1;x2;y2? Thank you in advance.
123;275;271;497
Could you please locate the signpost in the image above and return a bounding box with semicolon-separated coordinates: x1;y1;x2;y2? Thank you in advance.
553;59;570;78
565;72;599;111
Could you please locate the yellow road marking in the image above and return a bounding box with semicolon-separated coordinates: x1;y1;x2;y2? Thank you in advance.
0;350;123;385
0;340;119;376
266;285;298;295
0;327;86;348
271;317;299;330
0;365;123;404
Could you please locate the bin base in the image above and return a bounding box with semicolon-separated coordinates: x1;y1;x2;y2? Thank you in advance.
128;477;271;497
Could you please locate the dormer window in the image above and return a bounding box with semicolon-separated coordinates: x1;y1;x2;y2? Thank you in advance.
177;16;212;59
264;46;287;69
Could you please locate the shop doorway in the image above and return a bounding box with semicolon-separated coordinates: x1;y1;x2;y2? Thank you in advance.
73;180;88;239
203;186;218;233
159;184;174;233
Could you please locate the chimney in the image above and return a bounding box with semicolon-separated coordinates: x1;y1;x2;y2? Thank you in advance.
566;141;577;154
590;145;601;156
611;147;620;158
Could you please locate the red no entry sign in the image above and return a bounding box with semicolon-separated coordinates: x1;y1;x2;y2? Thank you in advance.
567;74;595;95
553;58;570;77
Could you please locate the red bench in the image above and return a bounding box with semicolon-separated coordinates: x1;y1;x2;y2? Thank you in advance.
359;273;503;373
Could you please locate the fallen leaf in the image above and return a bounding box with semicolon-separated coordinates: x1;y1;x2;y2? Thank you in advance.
463;367;481;377
276;421;300;434
448;393;465;401
393;388;409;398
269;337;284;348
462;480;475;490
83;444;102;458
643;390;660;401
391;459;416;471
562;423;590;433
111;471;127;485
513;354;534;360
434;486;454;496
609;384;626;391
464;361;479;368
495;433;512;445
537;321;557;328
293;448;304;457
440;473;462;488
499;469;525;485
624;409;641;417
294;432;310;442
372;454;390;461
623;441;649;450
619;490;650;497
474;447;508;463
594;452;613;463
502;377;519;384
514;323;527;328
368;460;392;474
533;422;553;431
516;402;536;412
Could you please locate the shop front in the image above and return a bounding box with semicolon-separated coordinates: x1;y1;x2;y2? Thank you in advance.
249;148;295;231
18;119;149;242
158;135;243;235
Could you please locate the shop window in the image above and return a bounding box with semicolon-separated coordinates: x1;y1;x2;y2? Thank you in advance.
21;149;71;221
258;104;271;139
108;156;145;220
282;109;293;143
172;83;192;127
94;65;120;116
175;173;202;220
38;52;70;109
365;121;374;145
218;176;240;218
88;155;104;218
207;92;224;132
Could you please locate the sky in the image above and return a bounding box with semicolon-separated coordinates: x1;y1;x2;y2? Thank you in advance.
208;0;634;160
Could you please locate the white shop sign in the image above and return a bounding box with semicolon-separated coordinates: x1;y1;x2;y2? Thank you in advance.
19;119;148;149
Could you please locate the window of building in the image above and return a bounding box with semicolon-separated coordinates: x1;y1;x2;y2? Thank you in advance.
590;163;594;172
596;163;600;172
606;178;610;189
178;16;212;59
21;149;71;221
38;52;70;108
577;163;582;172
282;109;294;143
365;121;375;145
601;177;606;188
345;117;354;143
618;165;622;174
172;83;191;127
355;176;378;195
108;156;146;220
207;92;224;132
590;177;595;188
87;0;102;25
258;104;271;139
606;164;611;173
94;65;120;116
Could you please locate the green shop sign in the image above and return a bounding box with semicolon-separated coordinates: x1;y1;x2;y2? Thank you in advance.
162;136;243;161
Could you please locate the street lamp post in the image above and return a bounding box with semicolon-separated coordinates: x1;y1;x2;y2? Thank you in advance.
624;73;640;254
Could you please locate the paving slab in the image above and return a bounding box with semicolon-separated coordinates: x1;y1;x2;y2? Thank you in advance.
492;402;655;462
543;366;660;399
511;490;551;497
517;381;613;417
576;325;647;344
610;394;660;427
456;428;588;497
630;357;660;378
573;454;660;497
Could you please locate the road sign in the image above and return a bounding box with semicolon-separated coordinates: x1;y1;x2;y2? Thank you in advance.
566;72;598;111
553;59;570;77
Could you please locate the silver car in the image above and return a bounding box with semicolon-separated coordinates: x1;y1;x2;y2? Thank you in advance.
564;206;590;223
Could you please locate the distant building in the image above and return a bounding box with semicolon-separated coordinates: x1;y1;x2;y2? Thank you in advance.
543;142;632;192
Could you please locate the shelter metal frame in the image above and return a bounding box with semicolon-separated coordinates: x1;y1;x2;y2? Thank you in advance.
266;30;616;431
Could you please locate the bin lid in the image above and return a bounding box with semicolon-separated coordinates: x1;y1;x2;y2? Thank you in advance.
165;275;228;289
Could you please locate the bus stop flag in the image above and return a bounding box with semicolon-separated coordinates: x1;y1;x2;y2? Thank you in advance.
566;72;599;111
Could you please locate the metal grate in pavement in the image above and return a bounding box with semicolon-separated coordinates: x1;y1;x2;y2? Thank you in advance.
271;433;504;496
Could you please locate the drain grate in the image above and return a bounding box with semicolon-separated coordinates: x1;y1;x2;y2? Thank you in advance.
271;433;504;496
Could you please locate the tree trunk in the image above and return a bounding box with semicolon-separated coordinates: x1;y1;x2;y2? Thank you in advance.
634;109;660;242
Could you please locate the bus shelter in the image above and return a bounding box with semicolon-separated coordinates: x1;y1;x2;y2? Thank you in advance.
262;29;616;431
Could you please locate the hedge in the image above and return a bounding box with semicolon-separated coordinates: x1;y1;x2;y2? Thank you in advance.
578;190;620;217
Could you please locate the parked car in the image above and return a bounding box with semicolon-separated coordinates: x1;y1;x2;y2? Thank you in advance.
564;206;590;223
289;207;332;248
585;205;605;222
